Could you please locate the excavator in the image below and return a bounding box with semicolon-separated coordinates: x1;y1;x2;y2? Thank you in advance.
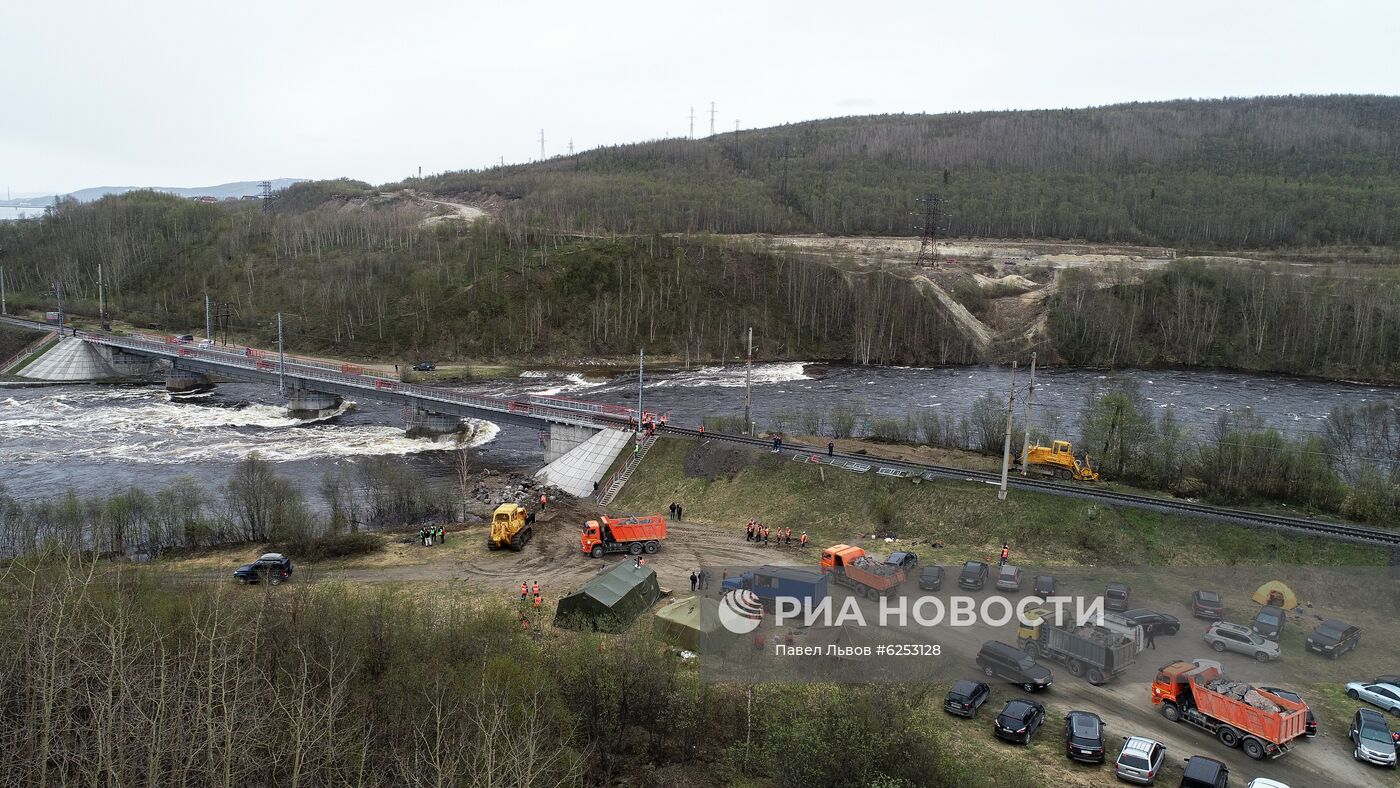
1019;440;1100;481
487;503;533;550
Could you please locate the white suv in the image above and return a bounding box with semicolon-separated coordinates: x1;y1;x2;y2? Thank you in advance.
1114;735;1166;784
1204;621;1281;662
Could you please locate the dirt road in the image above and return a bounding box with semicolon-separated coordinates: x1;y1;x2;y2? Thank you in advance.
414;194;486;226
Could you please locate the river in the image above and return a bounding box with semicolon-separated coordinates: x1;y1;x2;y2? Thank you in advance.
2;364;1396;501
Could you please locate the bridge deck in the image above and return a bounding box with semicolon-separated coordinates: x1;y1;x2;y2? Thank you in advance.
2;316;630;431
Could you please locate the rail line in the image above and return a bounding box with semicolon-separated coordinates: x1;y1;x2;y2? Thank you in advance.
660;426;1400;550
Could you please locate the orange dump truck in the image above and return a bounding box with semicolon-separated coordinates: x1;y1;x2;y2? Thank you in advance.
1151;660;1308;760
820;545;906;599
581;515;666;558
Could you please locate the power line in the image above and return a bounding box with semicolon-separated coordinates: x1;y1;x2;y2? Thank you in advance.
709;101;716;136
539;129;545;160
689;106;695;139
912;192;947;265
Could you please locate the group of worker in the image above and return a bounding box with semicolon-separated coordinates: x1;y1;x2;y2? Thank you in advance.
630;411;668;437
520;580;544;609
745;519;807;548
418;526;445;546
667;501;685;521
688;569;714;592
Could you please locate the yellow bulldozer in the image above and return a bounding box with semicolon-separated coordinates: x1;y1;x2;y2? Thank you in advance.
487;503;533;550
1019;440;1100;481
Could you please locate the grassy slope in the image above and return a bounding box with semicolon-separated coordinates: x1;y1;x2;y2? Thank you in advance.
616;436;1380;567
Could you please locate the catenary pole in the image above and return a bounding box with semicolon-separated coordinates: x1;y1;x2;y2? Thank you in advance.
998;361;1018;501
277;312;285;394
1021;352;1036;475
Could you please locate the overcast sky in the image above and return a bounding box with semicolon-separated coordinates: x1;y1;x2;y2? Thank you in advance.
3;0;1398;195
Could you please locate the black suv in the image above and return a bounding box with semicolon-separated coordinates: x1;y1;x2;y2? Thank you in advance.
1180;755;1229;788
943;679;991;718
885;551;918;571
412;361;436;371
994;698;1046;744
1064;710;1106;763
1306;618;1360;659
1105;582;1130;611
233;552;293;584
958;560;989;591
1121;608;1180;636
1252;604;1286;641
976;640;1052;692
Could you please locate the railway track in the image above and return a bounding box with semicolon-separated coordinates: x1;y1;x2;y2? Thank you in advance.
659;426;1400;550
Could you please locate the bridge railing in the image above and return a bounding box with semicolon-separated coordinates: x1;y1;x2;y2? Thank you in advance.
526;394;633;419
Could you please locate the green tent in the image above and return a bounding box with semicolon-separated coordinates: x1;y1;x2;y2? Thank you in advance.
554;560;662;632
653;595;731;651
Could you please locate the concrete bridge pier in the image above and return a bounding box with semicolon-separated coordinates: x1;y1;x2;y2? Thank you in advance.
165;367;214;395
286;388;343;419
93;345;159;377
403;407;464;438
545;423;602;462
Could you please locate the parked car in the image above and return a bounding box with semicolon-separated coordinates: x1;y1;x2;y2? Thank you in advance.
1063;710;1105;763
412;361;436;371
918;565;944;591
1244;779;1291;788
1251;604;1286;641
1179;755;1230;788
958;560;989;591
975;640;1052;692
1346;681;1400;716
175;333;195;342
885;551;918;571
995;564;1023;592
1259;687;1317;736
1203;620;1280;662
942;679;991;718
1105;581;1130;611
1032;574;1056;596
1306;619;1360;659
233;552;293;584
1192;589;1224;620
1114;736;1166;784
1121;608;1181;636
993;698;1045;744
1349;708;1397;767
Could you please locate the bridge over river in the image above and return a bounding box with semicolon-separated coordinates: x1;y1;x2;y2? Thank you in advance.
1;315;639;493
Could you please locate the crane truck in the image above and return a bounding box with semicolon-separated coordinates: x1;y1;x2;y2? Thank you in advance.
487;503;532;550
581;515;666;558
1151;659;1309;760
820;545;906;599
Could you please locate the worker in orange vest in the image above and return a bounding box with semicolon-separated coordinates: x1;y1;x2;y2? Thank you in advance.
520;581;528;601
532;594;542;610
1000;542;1010;566
532;581;541;599
539;493;548;509
799;531;808;548
785;526;792;545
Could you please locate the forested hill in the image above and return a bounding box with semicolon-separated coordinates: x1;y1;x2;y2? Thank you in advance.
400;95;1400;248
